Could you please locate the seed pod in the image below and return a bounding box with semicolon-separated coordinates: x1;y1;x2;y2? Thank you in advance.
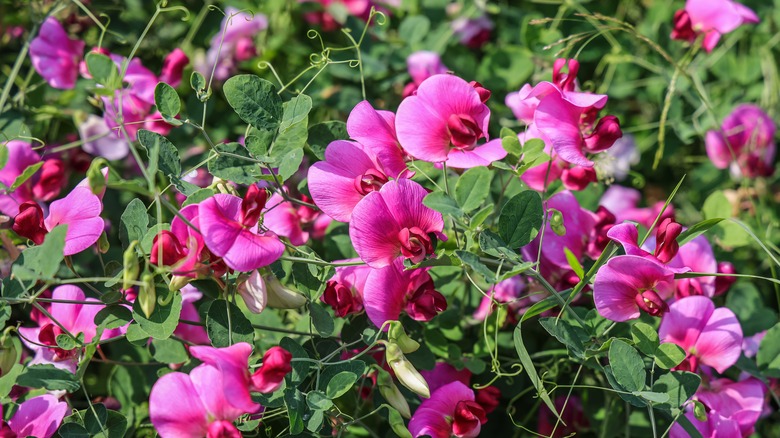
385;342;430;398
377;368;411;419
138;274;157;317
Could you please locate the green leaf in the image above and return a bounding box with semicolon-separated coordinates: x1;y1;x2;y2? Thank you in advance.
137;129;181;177
469;204;493;230
320;360;366;393
223;74;283;131
513;323;561;421
603;365;646;407
0;143;8;170
306;390;333;411
124;323;149;345
280;337;311;385
652;371;701;408
455;250;496;282
270;110;308;160
307;121;348;160
56;334;79;350
280;95;312;132
18;364;80;392
284;389;306;435
454;167;493;212
498;191;543;248
388;406;414;438
11;225;67;281
563;247;584;280
86;52;119;89
677;218;724;246
726;282;778;337
10;162;43;190
478;230;518;259
423;192;463;218
183;188;214;207
58;422;90;438
325;371;359;399
190;71;209;101
154;82;181;123
634;391;670;404
245;131;275;159
277;148;304;182
132;289;182;340
631;322;660;356
757;322;780;378
539;317;587;358
502;135;523;157
209;142;260;185
609;339;646;392
151;338;189;364
119;199;149;251
309;302;334;337
702;191;750;247
0;364;23;398
95;306;133;330
206;299;254;347
654;343;686;369
140;223;171;254
399;15;430;45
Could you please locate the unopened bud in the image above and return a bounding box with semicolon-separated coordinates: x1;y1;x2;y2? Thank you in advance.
97;231;110;254
237;270;268;314
388;321;419;354
0;337;18;376
264;274;307;309
377;368;411;418
123;241;140;290
139;274;157;317
86;159;108;197
693;400;707;422
169;275;191;292
386;342;430;398
549;209;566;236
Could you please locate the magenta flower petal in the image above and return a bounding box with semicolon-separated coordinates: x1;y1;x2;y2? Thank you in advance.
697;377;765;436
445;138;507;169
419;362;472;396
362;261;409;327
396;74;490;163
44;186;104;256
593;255;675;322
408;381;476;438
263;193;309;245
199;194;284;272
0;141;41;216
29;18;84;89
8;395;69;438
149;372;210;438
347;101;409;179
670;411;741;438
533;90;592;167
50;285;103;342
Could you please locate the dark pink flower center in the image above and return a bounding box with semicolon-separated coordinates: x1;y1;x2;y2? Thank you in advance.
206;420;242;438
322;281;362;317
447;114;482;150
239;185;268;228
38;323;76;360
714;262;737;296
675;354;699;373
452;400;487;437
654;218;682;264
561;165;597;191
671;10;697;42
469;81;492;103
12;201;48;245
584;115;622;153
398;227;435;264
405;277;447;321
475;386;501;414
353;169;389;195
675;278;704;299
33;158;67;201
553;58;580;92
634;289;669;317
234;37;257;62
150;230;186;266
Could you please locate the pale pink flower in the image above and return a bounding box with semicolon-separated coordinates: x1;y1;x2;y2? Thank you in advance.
671;0;759;52
3;394;69;438
593;255;676;322
705;104;776;178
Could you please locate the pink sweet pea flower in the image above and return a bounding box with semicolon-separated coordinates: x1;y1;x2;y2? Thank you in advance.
713;262;737;296
78;114;131;160
196;7;267;81
451;15;493;49
696;377;766;436
705;104;776;178
404;51;449;97
150;343;261;437
658;296;743;373
13;184;104;256
606;219;689;273
29;18;84;89
250;346;293;393
593;255;676;322
159;48;189;87
321;261;371;317
362;259;447;328
151;204;204;277
419;363;472;395
408;381;486;438
519;128;598;191
670;411;741;438
18;286;117;373
669;235;718;298
4;394;69;438
671;0;759;52
199;186;285;272
349;179;445;268
346;100;410;179
174;285;210;345
395;74;506;169
0;141;41;216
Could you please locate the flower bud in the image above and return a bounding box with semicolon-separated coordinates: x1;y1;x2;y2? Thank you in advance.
169;275;191;292
122;241;140;291
377;368;411;418
714;262;737;296
386;342;430;398
12;202;47;245
237;270;267;314
251;346;292;393
0;336;18;376
388;321;420;354
86;159;108;197
138;274;157;317
548;208;566;236
264;274;307;309
97;231;110;254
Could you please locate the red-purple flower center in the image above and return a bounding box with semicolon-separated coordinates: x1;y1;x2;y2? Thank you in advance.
12;201;48;245
654;218;682;264
451;400;487;437
322;281;362;317
206;420;242;438
676;278;704;299
405;276;447;321
38;323;76;360
354;169;389;195
553;58;580;92
150;230;186;267
447;114;482;150
239;185;268;228
634;289;669;317
398;227;435;264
